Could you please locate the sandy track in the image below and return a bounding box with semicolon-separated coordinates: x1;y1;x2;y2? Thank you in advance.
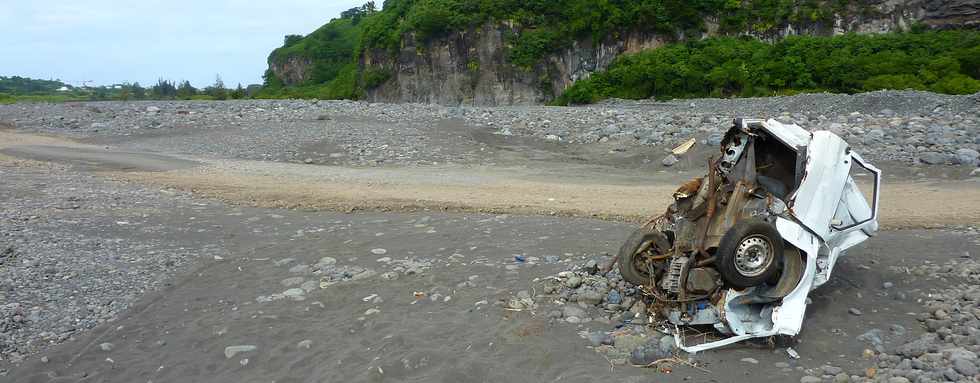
115;163;979;229
2;130;977;229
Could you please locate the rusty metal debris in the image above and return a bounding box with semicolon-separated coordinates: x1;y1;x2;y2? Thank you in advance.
618;118;881;352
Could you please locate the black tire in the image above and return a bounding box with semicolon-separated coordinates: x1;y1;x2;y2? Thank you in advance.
618;227;671;286
716;218;784;288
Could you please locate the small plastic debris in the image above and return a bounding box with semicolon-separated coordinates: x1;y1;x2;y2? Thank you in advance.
413;291;425;299
514;255;526;263
786;347;800;359
672;137;697;155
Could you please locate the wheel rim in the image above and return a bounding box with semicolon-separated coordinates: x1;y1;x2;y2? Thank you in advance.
733;235;774;277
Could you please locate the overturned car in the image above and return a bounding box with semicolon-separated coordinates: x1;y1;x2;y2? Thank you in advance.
619;118;881;352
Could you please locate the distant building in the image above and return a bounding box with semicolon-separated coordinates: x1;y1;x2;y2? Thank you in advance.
57;86;70;92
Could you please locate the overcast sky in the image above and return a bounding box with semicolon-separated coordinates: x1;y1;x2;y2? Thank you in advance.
0;0;365;88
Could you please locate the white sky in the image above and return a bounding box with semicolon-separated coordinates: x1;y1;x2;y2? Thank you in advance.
0;0;365;88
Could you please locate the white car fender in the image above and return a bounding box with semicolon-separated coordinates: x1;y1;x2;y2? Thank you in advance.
771;217;821;335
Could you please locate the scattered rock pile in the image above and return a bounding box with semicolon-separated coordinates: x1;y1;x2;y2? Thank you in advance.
864;258;980;383
463;91;980;166
259;256;376;303
1;91;977;167
506;256;683;366
0;164;220;363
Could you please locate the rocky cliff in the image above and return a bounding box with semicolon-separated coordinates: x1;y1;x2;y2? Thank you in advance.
269;0;980;106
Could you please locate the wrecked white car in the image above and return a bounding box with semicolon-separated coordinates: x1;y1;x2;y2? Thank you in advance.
619;118;881;352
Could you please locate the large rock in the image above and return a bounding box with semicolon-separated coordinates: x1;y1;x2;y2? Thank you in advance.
864;129;886;144
919;151;947;165
575;288;604;305
629;341;669;365
954;148;980;166
894;334;940;357
953;357;979;376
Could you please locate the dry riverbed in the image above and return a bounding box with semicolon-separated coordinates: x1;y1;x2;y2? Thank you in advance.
1;95;979;382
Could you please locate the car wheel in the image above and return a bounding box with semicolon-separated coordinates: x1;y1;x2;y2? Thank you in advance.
618;227;671;286
717;218;784;288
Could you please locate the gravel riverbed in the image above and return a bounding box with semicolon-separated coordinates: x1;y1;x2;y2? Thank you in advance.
1;91;977;168
1;92;979;382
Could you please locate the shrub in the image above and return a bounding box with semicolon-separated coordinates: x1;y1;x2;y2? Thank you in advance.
363;68;392;89
556;31;980;104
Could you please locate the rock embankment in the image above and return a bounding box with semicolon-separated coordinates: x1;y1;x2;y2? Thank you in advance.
0;91;977;167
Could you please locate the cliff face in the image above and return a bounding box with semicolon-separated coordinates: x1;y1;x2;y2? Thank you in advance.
360;27;669;106
271;56;313;86
270;0;980;105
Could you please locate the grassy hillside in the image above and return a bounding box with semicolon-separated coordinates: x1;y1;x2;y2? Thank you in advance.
261;1;978;102
262;0;862;98
555;30;980;104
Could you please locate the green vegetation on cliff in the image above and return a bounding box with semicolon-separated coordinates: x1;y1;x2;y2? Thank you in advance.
263;1;976;102
263;0;861;98
555;30;980;104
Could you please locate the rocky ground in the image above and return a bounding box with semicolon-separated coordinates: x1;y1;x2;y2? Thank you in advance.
0;93;979;382
0;158;224;363
1;91;978;170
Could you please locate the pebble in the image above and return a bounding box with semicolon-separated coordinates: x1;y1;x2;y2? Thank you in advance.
99;342;114;352
562;305;586;319
822;365;843;375
800;377;822;383
606;290;622;305
588;332;614;346
740;357;759;364
848;307;863;316
283;288;306;300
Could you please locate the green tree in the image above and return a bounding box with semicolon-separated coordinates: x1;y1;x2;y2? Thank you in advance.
176;80;197;99
119;86;132;100
131;82;146;99
206;74;227;100
284;34;303;47
151;79;177;99
230;83;246;99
